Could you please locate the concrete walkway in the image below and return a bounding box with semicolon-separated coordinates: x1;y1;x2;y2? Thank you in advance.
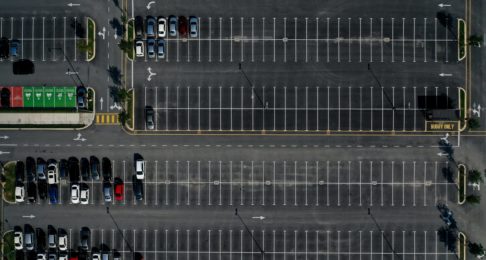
0;112;94;127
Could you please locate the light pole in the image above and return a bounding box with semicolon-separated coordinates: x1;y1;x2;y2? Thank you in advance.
367;63;395;111
235;208;265;255
238;63;266;109
106;207;134;255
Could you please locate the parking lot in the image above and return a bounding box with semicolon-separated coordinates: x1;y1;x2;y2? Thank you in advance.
135;85;459;132
20;159;456;208
0;15;88;62
134;16;457;63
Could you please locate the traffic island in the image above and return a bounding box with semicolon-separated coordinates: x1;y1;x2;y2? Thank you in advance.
125;18;134;61
457;232;466;260
457;164;467;205
458;87;467;132
457;19;467;61
85;17;96;61
2;161;16;204
121;88;134;131
1;231;15;260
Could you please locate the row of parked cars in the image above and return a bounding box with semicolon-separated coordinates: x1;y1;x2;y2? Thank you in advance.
14;225;120;260
14;155;147;204
134;15;198;58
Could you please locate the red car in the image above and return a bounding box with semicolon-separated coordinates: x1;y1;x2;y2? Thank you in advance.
114;177;124;201
178;16;188;37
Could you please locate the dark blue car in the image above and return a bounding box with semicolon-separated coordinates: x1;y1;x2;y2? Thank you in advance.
48;184;58;204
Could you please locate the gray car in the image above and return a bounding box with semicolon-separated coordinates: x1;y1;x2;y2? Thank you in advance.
146;16;156;37
145;107;155;130
169;16;177;37
189;16;198;38
157;39;165;59
79;227;90;251
147;38;155;59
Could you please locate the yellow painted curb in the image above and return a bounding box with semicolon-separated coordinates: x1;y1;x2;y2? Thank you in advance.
457;164;467;205
458;87;468;132
457;19;467;62
86;17;96;62
458;232;467;260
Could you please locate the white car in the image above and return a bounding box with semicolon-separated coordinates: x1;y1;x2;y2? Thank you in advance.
80;185;89;205
15;184;25;203
157;17;166;38
135;40;144;57
37;253;47;260
71;184;80;204
14;227;23;250
47;163;59;184
58;233;68;251
135;159;145;180
92;250;101;260
58;252;67;260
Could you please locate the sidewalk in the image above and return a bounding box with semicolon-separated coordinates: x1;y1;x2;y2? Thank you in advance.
0;112;94;128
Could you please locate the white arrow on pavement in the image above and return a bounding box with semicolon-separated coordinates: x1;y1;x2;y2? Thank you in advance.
67;3;81;7
99;97;104;110
147;67;157;81
252;216;266;220
438;3;451;8
437;152;449;157
0;136;9;140
146;1;156;10
22;215;36;219
439;73;452;77
65;70;79;75
73;133;86;142
0;151;11;155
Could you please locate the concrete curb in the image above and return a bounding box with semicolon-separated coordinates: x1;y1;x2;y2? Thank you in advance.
86;17;96;62
2;161;16;205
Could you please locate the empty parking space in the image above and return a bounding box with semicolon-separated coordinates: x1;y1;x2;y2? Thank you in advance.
137;85;459;132
135;16;457;64
0;16;87;62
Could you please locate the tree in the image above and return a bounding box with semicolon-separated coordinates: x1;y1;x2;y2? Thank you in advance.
468;118;481;130
466;194;481;204
118;39;133;54
469;169;484;184
117;88;130;103
118;110;129;125
469;35;483;47
469;242;485;258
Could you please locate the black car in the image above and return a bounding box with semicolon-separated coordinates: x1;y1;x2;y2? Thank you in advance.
37;180;48;200
89;156;100;181
80;157;90;181
79;227;90;251
68;157;80;182
1;87;10;108
27;182;37;203
135;16;144;38
77;86;87;109
26;157;36;182
101;157;112;181
13;59;34;75
15;161;25;182
59;159;68;179
36;228;46;250
0;37;9;59
132;175;144;201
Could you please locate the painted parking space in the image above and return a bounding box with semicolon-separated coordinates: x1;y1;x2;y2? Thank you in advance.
137;85;459;132
0;16;88;62
134;16;457;64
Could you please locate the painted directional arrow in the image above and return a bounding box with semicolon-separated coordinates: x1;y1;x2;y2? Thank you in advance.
439;73;452;77
0;136;9;140
146;1;155;10
252;216;266;220
22;215;36;219
99;97;104;110
0;151;11;155
67;3;81;7
437;152;449;157
438;3;451;8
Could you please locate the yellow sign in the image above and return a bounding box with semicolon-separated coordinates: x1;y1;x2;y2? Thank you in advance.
426;121;458;131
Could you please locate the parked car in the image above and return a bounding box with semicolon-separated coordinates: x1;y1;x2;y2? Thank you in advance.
145;106;155;130
48;185;59;204
71;184;80;204
114;177;124;201
189;16;198;38
77;86;87;109
37;253;46;260
134;155;145;180
58;252;67;260
13;59;34;75
103;181;112;202
14;226;23;250
16;161;25;182
0;37;9;59
68;157;80;182
58;229;68;251
101;251;109;260
79;227;90;251
80;157;90;181
38;180;48;200
157;16;166;38
135;16;144;38
24;224;35;251
135;39;144;58
102;157;112;181
15;181;25;203
178;16;188;37
36;228;46;250
132;175;144;201
47;225;57;249
47;160;59;184
37;158;47;180
157;39;165;59
10;39;19;57
27;182;37;203
91;248;101;260
147;37;156;59
113;251;121;260
90;156;100;180
146;16;156;37
48;249;57;260
59;159;68;179
169;15;177;36
80;183;89;205
26;157;36;182
0;87;10;108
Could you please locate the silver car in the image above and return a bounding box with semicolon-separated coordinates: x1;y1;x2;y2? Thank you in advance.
189;16;198;38
157;39;165;59
169;16;177;37
147;38;155;59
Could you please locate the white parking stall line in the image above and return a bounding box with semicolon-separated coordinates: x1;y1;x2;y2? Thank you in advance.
30;17;35;61
144;87;147;130
219;86;222;130
69;229;72;251
294;17;297;62
316;18;319;62
219;17;222;62
198;86;201;131
284;86;287;131
165;161;169;205
369;18;373;62
359;161;362;206
381;87;384;131
262;161;265;206
413;161;416;206
359;231;362;260
272;17;275;62
284;17;287;62
154;229;158;260
424;18;427;62
52;17;57;61
305;86;309;131
283;161;287;206
154;87;158;130
198;17;201;62
262;17;265;62
326;161;329;206
359;87;363;131
434;161;438;205
348;87;351;131
219;161;223;206
380;18;383;62
176;86;179;130
391;18;394;62
337;18;340;62
122;160;126;205
42;17;45;61
348;161;351;206
402;161;405;206
240;161;244;205
413;18;416;62
154;160;158;206
380;161;384;206
165;87;169;130
392;86;395;131
165;229;168;260
251;161;254;205
273;161;276;206
208;161;212;206
251;17;254;62
176;28;180;62
294;86;298;131
369;161;373;206
316;86;320;131
294;230;298;260
251;87;254;131
337;161;340;206
423;161;427;206
348;18;351;62
208;230;211;260
369;231;373;258
305;17;308;62
359;18;362;62
434;18;438;62
337;231;341;259
273;86;276;130
21;17;24;59
230;17;233;62
240;17;244;62
230;161;233;205
401;18;405;62
176;229;179;260
73;17;77;61
198;161;201;206
445;17;449;62
413;86;417;131
413;231;416;259
391;161;395;206
187;161;190;205
208;17;212;62
176;161;179;205
209;86;212;130
187;28;190;62
338;86;341;131
240;87;244;131
304;161;308;206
